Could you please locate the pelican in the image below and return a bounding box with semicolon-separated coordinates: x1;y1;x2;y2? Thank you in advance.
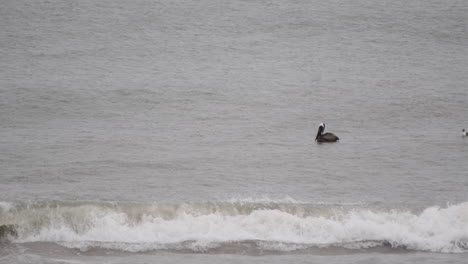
315;123;339;143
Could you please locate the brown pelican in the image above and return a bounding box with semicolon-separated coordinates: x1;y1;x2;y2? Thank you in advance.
315;123;339;143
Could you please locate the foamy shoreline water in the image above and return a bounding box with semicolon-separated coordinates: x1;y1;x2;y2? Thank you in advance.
1;200;467;254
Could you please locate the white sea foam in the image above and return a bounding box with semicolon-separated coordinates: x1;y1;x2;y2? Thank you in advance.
3;201;467;253
0;201;14;211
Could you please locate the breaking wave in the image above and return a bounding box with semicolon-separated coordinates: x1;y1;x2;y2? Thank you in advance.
0;200;467;254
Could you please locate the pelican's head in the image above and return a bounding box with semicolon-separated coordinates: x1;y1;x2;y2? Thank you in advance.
316;123;325;141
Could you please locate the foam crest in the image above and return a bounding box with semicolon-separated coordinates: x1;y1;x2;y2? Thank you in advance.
1;200;467;253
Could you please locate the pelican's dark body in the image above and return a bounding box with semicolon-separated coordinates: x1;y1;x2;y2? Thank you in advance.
315;123;339;143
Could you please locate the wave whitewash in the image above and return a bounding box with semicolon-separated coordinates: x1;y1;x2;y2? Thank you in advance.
1;200;467;254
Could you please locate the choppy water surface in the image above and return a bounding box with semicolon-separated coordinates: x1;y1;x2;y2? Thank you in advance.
1;0;467;263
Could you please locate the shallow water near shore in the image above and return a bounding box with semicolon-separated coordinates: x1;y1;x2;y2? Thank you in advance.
1;0;467;263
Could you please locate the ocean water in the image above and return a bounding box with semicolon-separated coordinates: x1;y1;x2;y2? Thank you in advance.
0;0;467;263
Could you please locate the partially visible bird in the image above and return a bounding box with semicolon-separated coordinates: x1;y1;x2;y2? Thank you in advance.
462;129;467;137
315;123;339;143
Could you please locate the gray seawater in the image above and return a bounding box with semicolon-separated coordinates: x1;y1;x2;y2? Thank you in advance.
1;0;467;263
